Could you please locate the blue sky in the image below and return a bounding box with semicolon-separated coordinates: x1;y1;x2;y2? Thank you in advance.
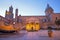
0;0;60;17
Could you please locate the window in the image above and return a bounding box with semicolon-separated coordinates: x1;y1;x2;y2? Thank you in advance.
42;18;47;22
18;19;22;23
56;17;58;20
47;14;52;22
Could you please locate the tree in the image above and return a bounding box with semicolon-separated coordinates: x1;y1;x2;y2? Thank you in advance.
55;19;60;29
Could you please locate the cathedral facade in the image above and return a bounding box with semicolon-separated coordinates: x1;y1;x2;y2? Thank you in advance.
0;4;60;29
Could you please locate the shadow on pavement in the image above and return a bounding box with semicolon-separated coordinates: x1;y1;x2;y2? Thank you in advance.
0;32;26;38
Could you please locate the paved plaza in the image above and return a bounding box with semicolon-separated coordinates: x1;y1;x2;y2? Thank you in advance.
0;30;60;40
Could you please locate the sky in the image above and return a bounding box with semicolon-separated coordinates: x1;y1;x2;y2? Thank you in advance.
0;0;60;17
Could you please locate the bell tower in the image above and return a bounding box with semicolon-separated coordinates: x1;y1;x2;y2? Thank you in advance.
45;4;54;22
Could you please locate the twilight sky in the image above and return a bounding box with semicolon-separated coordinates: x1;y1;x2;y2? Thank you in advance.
0;0;60;17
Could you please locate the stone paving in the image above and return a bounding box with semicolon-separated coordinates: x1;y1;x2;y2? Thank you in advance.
0;30;60;40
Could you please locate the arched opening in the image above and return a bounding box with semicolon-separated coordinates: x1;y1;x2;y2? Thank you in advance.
25;17;40;31
26;22;40;31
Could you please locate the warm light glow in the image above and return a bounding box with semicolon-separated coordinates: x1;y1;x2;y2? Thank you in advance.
26;23;40;31
6;11;10;15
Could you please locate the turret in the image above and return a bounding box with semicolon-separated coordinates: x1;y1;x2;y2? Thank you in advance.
15;8;18;18
9;5;13;13
15;8;18;23
9;5;13;20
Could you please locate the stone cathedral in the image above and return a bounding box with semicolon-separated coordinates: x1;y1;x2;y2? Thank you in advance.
0;4;60;29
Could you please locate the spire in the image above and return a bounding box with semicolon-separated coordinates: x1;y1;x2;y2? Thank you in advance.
11;5;12;7
9;5;13;13
45;3;54;13
47;4;50;8
15;8;18;18
5;10;7;14
15;8;18;23
15;8;18;15
9;5;13;9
